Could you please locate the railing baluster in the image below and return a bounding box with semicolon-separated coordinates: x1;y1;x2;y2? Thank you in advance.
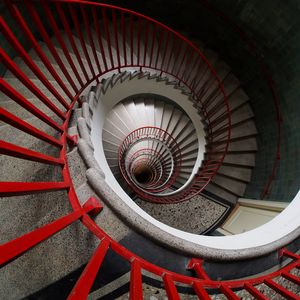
0;198;100;267
165;34;177;74
281;271;300;285
244;283;268;300
170;38;182;76
0;141;64;165
154;29;164;70
264;278;300;300
68;238;110;300
160;30;170;71
69;4;97;83
92;7;108;72
148;23;157;68
220;284;240;300
193;282;211;300
81;4;102;76
143;21;149;69
0;181;69;197
0;17;70;110
0;48;66;120
55;2;90;82
0;78;63;132
121;12;127;67
137;17;142;68
41;0;84;88
175;44;189;79
130;14;134;66
112;10;121;72
0;108;62;148
25;0;79;94
130;259;143;300
5;1;74;103
281;248;300;260
187;259;210;280
102;8;114;70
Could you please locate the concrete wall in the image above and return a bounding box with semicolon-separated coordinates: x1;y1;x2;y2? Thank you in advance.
106;0;300;202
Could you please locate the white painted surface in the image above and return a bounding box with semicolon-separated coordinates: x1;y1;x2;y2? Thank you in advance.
222;206;279;234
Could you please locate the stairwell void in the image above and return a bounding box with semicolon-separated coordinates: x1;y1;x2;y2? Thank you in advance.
0;1;300;299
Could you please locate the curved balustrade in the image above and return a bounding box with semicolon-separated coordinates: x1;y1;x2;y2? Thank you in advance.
0;0;299;299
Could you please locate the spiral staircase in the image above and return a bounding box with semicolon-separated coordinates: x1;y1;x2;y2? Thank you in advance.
1;1;300;299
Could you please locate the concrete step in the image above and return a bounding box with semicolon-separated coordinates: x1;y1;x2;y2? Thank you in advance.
154;100;165;128
26;42;83;89
204;182;237;205
51;31;95;79
133;98;149;128
112;103;138;132
1;77;71;114
212;174;247;197
102;129;123;146
0;96;63;131
161;103;174;131
217;164;252;182
228;137;257;152
223;153;256;167
103;118;128;140
210;103;254;133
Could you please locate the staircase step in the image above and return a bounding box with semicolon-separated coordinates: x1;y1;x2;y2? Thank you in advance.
1;77;70;113
223;153;256;167
161;103;174;131
102;129;123;145
217;165;252;182
0;97;63;130
204;182;237;205
210;103;254;132
212;174;247;196
26;42;83;88
103;119;127;140
51;31;97;76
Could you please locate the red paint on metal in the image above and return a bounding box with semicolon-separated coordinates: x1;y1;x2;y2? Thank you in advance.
130;259;143;300
244;283;269;300
264;278;300;300
220;285;240;300
163;274;180;300
0;140;64;165
187;259;210;280
0;108;63;148
68;238;110;300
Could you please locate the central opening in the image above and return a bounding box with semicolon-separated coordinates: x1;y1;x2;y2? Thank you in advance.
134;165;154;184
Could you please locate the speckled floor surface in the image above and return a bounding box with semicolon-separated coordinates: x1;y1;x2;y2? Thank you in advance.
135;195;228;234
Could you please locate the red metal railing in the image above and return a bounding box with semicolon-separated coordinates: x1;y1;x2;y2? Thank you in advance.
0;0;298;299
118;127;182;198
126;148;169;190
